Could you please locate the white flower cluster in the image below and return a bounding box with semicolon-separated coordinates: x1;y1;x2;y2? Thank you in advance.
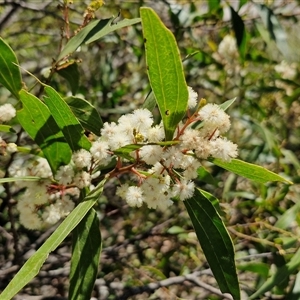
0;103;16;123
11;87;238;230
111;87;238;209
10;157;77;230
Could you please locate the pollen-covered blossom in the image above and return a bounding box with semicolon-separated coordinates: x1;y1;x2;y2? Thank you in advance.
147;124;165;142
187;86;198;109
0;103;16;123
173;179;195;201
73;171;91;189
101;108;154;150
209;137;238;162
90;139;111;165
55;165;74;185
139;145;163;165
125;186;144;207
72;149;92;169
198;103;231;133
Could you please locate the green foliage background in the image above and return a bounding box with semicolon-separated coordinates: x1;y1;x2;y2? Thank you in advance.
1;1;300;299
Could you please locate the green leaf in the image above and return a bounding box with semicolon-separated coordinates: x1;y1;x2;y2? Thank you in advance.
65;96;103;135
208;0;220;13
197;167;218;186
0;125;15;133
58;17;141;61
57;62;80;95
256;4;291;59
184;189;240;299
113;141;179;161
140;7;188;140
249;247;300;299
253;121;281;157
211;158;293;184
43;86;91;152
198;188;224;216
142;90;157;111
18;89;72;172
69;208;101;300
58;18;111;60
84;17;141;44
142;266;167;280
219;98;236;111
230;6;247;61
113;144;144;161
238;262;269;278
288;271;300;300
0;176;41;183
0;178;106;300
275;201;300;230
0;37;22;99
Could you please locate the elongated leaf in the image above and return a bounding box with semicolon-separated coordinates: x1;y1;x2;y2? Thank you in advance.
275;201;300;229
197;167;218;186
65;96;103;135
84;17;141;44
230;6;247;61
140;7;188;140
0;176;40;183
184;189;240;299
0;37;22;99
0;179;106;300
113;144;144;161
288;271;300;299
219;98;236;111
69;208;101;300
58;17;141;61
57;62;80;95
0;125;15;133
256;4;291;59
142;90;157;111
211;158;292;184
58;18;111;60
113;141;179;161
18;90;71;172
250;247;300;299
43;86;91;151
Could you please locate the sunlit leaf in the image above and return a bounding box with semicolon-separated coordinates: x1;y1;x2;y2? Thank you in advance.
43;86;91;151
0;37;22;99
185;189;240;300
140;7;188;140
0;176;41;183
18;89;72;172
142;90;156;111
84;17;141;44
57;18;111;60
65;96;103;135
58;17;141;61
219;98;236;111
0;125;15;133
211;158;293;184
69;208;101;300
57;62;80;95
